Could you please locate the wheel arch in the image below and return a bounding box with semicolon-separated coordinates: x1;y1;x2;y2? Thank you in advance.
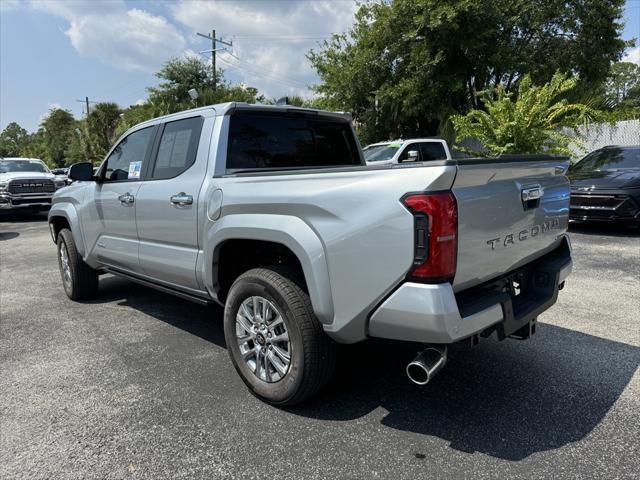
204;214;334;326
48;203;86;257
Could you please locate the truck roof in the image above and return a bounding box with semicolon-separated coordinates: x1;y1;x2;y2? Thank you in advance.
135;102;352;129
1;157;45;162
366;138;447;148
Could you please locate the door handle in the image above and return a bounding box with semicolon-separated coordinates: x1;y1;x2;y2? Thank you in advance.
170;192;193;206
118;193;135;205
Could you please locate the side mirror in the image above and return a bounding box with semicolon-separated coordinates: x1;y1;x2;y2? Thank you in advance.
68;162;94;181
403;150;419;162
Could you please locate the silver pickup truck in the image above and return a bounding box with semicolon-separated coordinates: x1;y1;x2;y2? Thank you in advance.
49;103;572;405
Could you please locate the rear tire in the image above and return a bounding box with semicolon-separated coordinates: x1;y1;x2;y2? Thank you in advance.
224;267;336;406
57;228;98;301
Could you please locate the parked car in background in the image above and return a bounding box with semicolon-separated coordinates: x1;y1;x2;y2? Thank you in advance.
363;138;451;165
568;145;640;227
49;103;572;405
0;158;66;213
51;167;71;186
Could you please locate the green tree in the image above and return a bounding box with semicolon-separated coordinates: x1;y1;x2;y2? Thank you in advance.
197;81;265;106
19;130;47;160
148;56;264;110
85;102;122;161
451;73;599;156
264;95;308;107
115;102;161;139
308;0;630;143
605;62;640;107
0;122;29;157
148;56;214;107
116;56;265;137
65;122;91;165
40;108;76;167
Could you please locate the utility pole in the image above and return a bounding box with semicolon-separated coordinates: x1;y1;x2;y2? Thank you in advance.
76;97;99;116
197;29;232;92
211;29;216;90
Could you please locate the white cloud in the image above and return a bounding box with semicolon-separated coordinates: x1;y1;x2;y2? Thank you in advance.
0;0;23;12
31;0;187;73
171;0;358;98
622;46;640;65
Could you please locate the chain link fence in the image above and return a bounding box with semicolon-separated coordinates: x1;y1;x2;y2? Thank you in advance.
453;119;639;161
566;119;639;161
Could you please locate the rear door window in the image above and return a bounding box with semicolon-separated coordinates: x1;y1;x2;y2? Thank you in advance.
151;117;204;180
226;111;361;171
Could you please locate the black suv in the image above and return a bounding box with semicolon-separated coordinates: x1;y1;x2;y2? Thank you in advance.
568;145;640;227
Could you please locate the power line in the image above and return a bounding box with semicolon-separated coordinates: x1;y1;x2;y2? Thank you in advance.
75;97;104;116
221;33;340;38
225;38;331;44
197;30;233;91
217;57;300;90
224;55;308;86
194;27;311;91
218;55;308;89
218;57;307;92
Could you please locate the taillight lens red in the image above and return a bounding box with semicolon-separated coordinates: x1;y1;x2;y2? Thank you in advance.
402;192;458;283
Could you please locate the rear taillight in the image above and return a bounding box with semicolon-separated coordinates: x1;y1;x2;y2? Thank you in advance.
402;192;457;283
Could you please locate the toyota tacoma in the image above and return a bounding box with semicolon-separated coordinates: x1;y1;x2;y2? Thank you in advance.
48;103;573;405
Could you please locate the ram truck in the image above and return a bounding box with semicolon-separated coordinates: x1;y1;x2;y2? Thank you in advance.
49;103;572;405
363;138;451;165
1;158;66;213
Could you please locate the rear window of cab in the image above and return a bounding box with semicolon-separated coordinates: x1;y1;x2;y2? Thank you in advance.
226;111;362;171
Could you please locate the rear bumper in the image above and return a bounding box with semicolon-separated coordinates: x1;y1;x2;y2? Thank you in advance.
569;189;640;223
369;236;572;344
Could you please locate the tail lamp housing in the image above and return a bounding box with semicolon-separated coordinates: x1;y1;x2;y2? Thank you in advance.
401;192;458;283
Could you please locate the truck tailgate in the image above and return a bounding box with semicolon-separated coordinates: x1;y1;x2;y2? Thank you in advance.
452;157;570;292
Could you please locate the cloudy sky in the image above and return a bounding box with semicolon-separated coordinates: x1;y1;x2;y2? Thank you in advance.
1;0;638;132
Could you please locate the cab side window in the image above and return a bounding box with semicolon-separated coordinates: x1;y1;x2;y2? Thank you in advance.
419;142;447;161
398;143;447;162
398;144;421;162
103;127;154;182
150;117;203;180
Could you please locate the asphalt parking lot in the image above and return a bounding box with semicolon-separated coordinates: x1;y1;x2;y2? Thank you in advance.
1;214;639;479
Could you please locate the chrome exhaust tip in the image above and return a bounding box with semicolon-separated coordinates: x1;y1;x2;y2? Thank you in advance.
406;345;447;385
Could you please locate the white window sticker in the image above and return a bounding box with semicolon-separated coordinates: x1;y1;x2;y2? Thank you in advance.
128;161;142;179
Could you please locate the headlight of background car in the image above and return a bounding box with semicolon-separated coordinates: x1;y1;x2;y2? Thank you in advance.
54;180;66;189
0;182;7;192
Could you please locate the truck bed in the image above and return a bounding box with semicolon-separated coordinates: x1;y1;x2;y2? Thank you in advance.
217;155;570;343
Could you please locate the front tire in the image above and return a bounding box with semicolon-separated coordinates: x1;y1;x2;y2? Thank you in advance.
57;228;99;301
224;268;336;406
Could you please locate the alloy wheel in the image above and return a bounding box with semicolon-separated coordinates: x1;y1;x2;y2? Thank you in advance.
59;242;72;292
235;296;291;383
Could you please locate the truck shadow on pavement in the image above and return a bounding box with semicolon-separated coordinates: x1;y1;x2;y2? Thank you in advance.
301;334;640;461
94;275;640;462
0;231;19;240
